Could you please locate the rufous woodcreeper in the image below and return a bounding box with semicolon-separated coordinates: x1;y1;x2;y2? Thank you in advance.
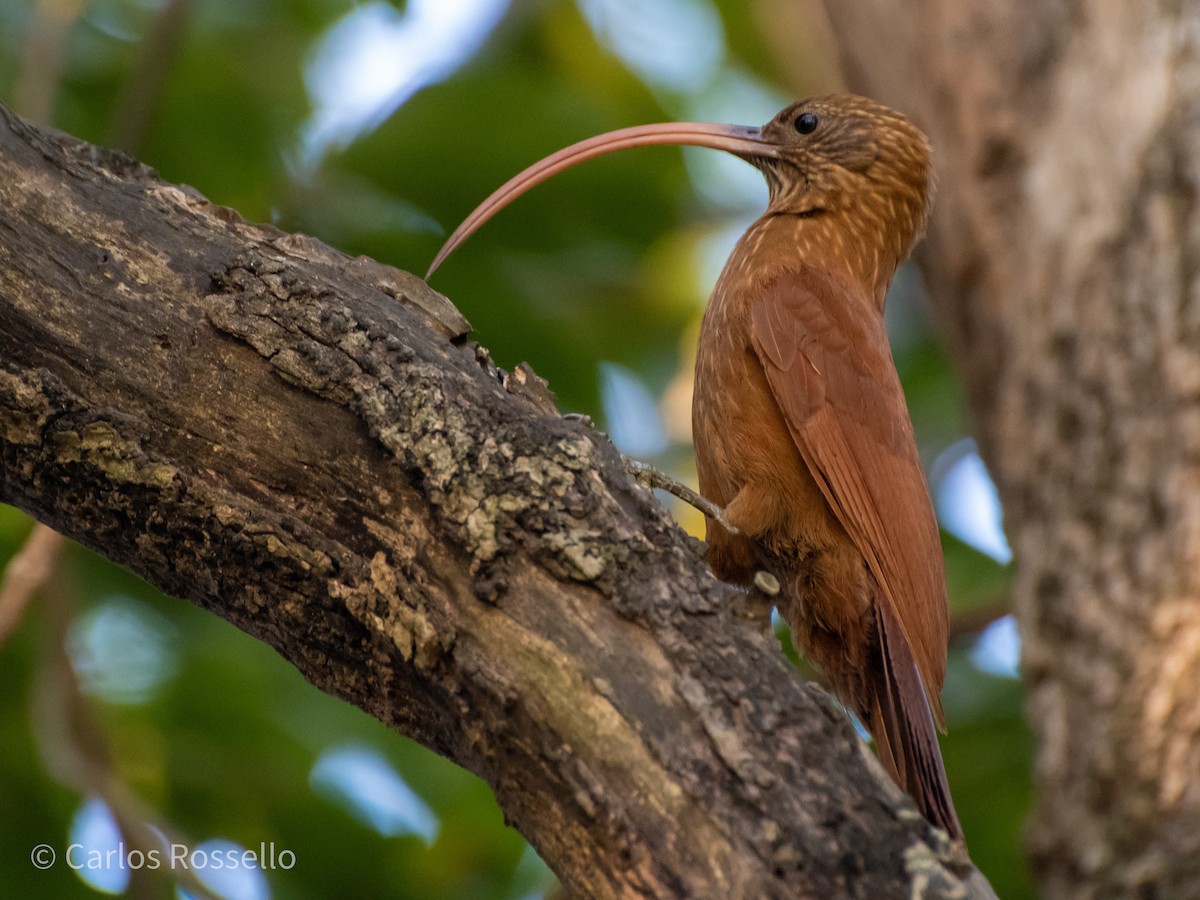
428;95;962;840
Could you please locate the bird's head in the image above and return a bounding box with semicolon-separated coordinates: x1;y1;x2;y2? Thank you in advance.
427;94;934;279
749;96;933;244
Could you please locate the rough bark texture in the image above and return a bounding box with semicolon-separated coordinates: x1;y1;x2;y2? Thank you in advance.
819;2;1200;896
0;105;995;896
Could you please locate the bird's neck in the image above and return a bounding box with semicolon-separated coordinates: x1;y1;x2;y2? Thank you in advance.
743;152;934;309
742;210;907;311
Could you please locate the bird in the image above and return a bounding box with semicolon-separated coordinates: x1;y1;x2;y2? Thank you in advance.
427;94;962;840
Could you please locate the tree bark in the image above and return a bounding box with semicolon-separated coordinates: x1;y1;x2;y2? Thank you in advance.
0;105;994;896
819;2;1200;896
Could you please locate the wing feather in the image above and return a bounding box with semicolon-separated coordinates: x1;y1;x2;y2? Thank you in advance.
749;266;949;720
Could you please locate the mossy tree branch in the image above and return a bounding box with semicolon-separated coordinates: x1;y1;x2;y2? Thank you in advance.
0;103;990;898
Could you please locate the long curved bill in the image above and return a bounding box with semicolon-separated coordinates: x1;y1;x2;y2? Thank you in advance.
426;121;776;279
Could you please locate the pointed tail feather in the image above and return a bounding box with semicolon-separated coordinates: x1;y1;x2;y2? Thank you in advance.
867;601;963;841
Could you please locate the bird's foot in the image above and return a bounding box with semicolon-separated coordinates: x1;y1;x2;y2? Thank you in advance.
622;458;743;536
731;580;776;629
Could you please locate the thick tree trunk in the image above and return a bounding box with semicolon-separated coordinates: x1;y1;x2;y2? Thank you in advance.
0;105;994;896
820;2;1200;896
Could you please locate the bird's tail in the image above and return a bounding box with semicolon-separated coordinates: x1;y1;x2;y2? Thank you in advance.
867;601;963;841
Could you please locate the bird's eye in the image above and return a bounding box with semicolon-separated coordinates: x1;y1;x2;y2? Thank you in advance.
794;112;819;135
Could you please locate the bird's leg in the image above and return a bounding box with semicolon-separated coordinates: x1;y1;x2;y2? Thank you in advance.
590;428;776;609
562;412;743;535
622;459;743;536
629;462;777;603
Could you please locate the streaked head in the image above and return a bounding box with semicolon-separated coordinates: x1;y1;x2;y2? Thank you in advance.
752;95;933;250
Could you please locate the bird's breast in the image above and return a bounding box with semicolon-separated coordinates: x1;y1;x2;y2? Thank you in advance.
692;252;878;680
692;276;829;541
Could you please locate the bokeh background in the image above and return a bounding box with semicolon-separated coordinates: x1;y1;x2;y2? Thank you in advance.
0;1;1029;897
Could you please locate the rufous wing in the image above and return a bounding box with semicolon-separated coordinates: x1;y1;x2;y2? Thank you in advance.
748;265;950;723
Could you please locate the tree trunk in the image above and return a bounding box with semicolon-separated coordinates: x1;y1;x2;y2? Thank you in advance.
0;104;995;897
820;2;1200;896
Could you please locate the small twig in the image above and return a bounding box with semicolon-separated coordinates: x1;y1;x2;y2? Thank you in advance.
0;522;64;646
33;566;219;900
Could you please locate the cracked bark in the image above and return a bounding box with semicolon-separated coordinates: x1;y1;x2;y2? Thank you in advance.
818;1;1200;896
0;105;994;896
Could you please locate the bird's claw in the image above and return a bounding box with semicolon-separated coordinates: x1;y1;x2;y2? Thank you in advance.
753;571;780;596
563;412;595;428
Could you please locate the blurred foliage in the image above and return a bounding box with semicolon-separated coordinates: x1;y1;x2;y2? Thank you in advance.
0;1;1031;897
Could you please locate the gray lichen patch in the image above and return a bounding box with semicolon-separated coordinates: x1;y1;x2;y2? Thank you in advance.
539;530;617;583
0;369;56;445
52;420;178;489
241;520;334;575
903;840;975;899
206;249;662;603
331;551;447;672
